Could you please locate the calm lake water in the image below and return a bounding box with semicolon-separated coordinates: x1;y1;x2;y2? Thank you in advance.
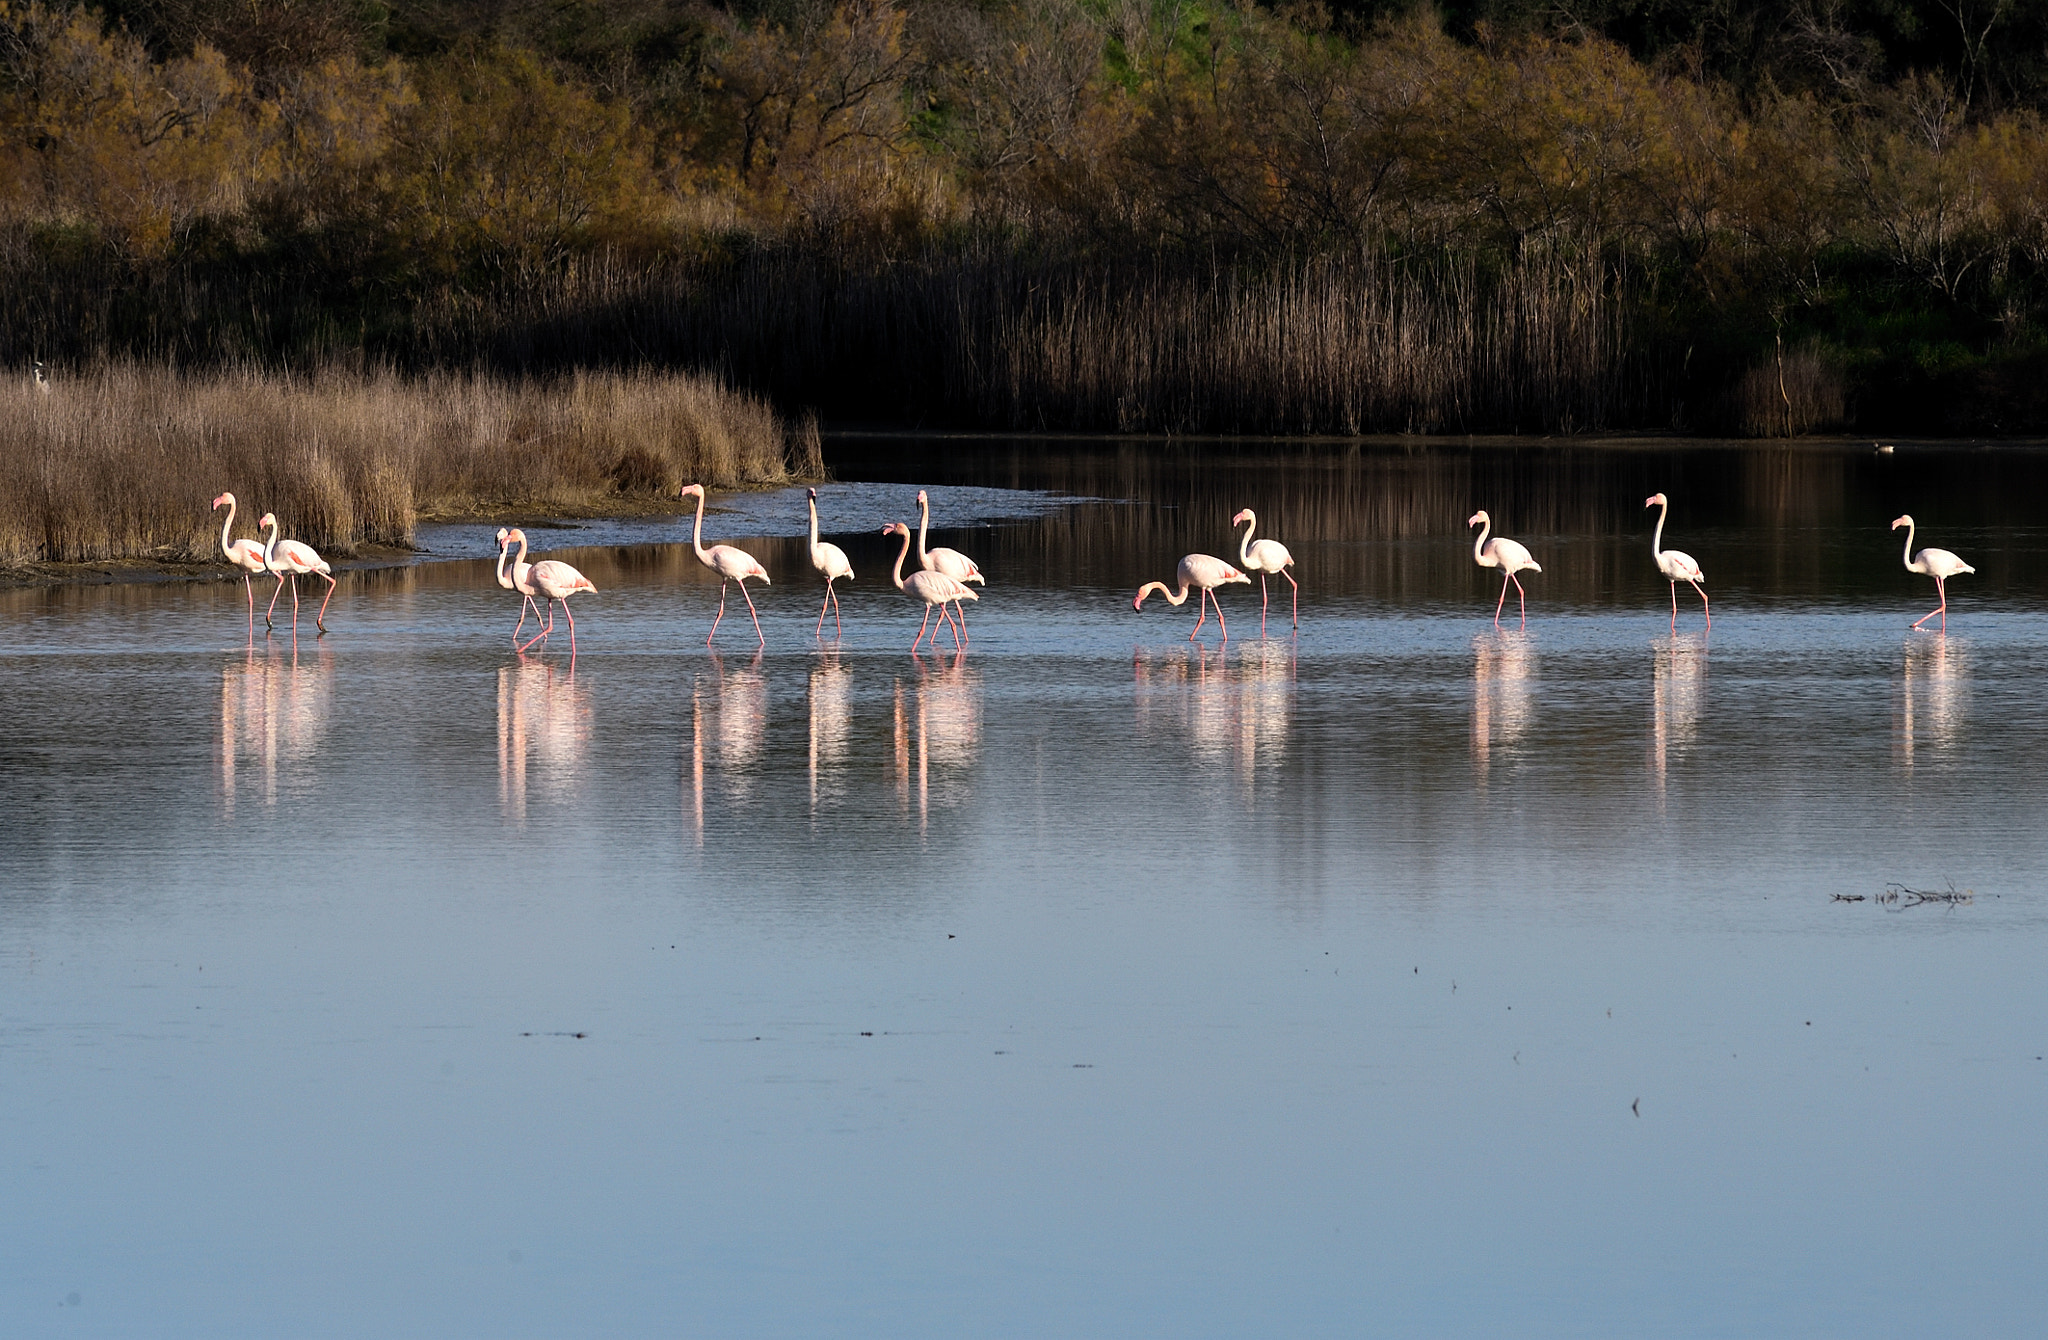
4;436;2047;1336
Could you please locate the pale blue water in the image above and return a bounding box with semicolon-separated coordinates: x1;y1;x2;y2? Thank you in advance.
3;440;2046;1336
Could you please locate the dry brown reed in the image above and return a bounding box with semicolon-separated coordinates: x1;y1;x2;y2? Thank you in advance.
1732;346;1847;437
0;364;805;566
460;245;1665;436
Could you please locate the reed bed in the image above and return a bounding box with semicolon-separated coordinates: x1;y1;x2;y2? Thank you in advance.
0;364;808;566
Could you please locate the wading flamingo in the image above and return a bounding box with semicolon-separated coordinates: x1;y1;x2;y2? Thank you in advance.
680;483;770;647
1231;509;1298;633
1645;492;1708;631
917;489;985;641
808;488;854;639
1892;515;1974;632
212;492;268;635
885;521;975;652
1468;510;1541;629
257;512;336;633
496;527;544;646
505;529;597;654
1134;554;1248;641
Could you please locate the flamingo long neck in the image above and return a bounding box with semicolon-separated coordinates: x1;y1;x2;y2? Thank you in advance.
260;517;279;568
496;541;512;588
1237;514;1256;566
513;532;531;581
808;496;821;559
1650;499;1668;560
218;498;237;557
1139;580;1191;607
1900;519;1918;571
889;528;912;591
916;495;933;564
689;490;710;562
1471;515;1492;565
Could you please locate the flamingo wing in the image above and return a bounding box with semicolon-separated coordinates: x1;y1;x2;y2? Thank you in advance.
277;539;330;574
814;541;853;582
1247;538;1292;571
531;560;596;596
1489;537;1536;572
711;544;769;582
926;547;983;584
1918;547;1974;578
1659;549;1703;582
1179;554;1246;588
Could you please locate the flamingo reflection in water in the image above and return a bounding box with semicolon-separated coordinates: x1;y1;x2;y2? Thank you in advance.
1898;635;1966;772
1133;641;1293;798
1471;633;1534;790
808;650;853;814
1650;636;1706;807
893;650;983;834
496;655;592;821
219;635;332;813
687;650;769;843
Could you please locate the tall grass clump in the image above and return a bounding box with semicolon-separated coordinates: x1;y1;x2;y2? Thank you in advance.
0;364;806;567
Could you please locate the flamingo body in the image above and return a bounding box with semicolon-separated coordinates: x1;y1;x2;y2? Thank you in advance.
257;512;337;633
1231;509;1298;633
885;522;977;652
809;488;855;639
1134;553;1248;641
1893;515;1974;631
680;483;770;646
1645;493;1709;630
1468;510;1542;629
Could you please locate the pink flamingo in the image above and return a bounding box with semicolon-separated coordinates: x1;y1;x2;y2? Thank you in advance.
1468;510;1541;629
885;521;976;652
495;527;546;645
680;483;770;646
504;529;597;654
1645;492;1708;630
257;512;336;633
1231;508;1297;633
1893;515;1974;632
808;487;854;639
917;490;985;642
1134;554;1248;641
211;492;268;635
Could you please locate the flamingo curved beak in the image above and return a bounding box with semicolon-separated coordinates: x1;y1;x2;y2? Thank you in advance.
1231;509;1250;524
1644;493;1664;508
1467;511;1485;526
211;492;230;508
1890;516;1909;529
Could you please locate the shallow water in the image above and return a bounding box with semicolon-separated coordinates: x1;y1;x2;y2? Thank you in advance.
4;437;2047;1336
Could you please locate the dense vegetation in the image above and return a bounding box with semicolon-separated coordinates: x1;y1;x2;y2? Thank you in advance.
7;0;2048;434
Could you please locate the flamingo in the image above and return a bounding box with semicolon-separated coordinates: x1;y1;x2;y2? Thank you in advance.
884;522;976;652
211;492;269;635
679;483;770;646
1134;554;1248;641
917;489;985;642
1892;515;1974;632
504;528;597;654
1231;508;1298;633
257;512;336;634
1468;510;1542;629
808;487;855;639
495;527;546;646
1645;492;1708;630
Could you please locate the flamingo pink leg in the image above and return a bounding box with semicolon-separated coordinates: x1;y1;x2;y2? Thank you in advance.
266;573;287;628
242;575;255;636
912;605;935;652
561;599;579;654
945;604;966;651
1511;572;1528;627
1495;572;1512;628
1260;574;1270;635
1285;569;1299;627
708;583;728;644
817;585;833;639
739;582;765;647
1213;589;1230;641
521;600;554;653
1189;591;1207;640
1912;576;1947;631
314;572;335;633
953;601;969;645
1692;579;1711;630
1669;580;1679;630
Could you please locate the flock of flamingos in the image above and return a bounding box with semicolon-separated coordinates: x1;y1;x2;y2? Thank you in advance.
210;482;1979;650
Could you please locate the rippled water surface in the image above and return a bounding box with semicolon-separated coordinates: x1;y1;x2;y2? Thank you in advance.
5;437;2048;1336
